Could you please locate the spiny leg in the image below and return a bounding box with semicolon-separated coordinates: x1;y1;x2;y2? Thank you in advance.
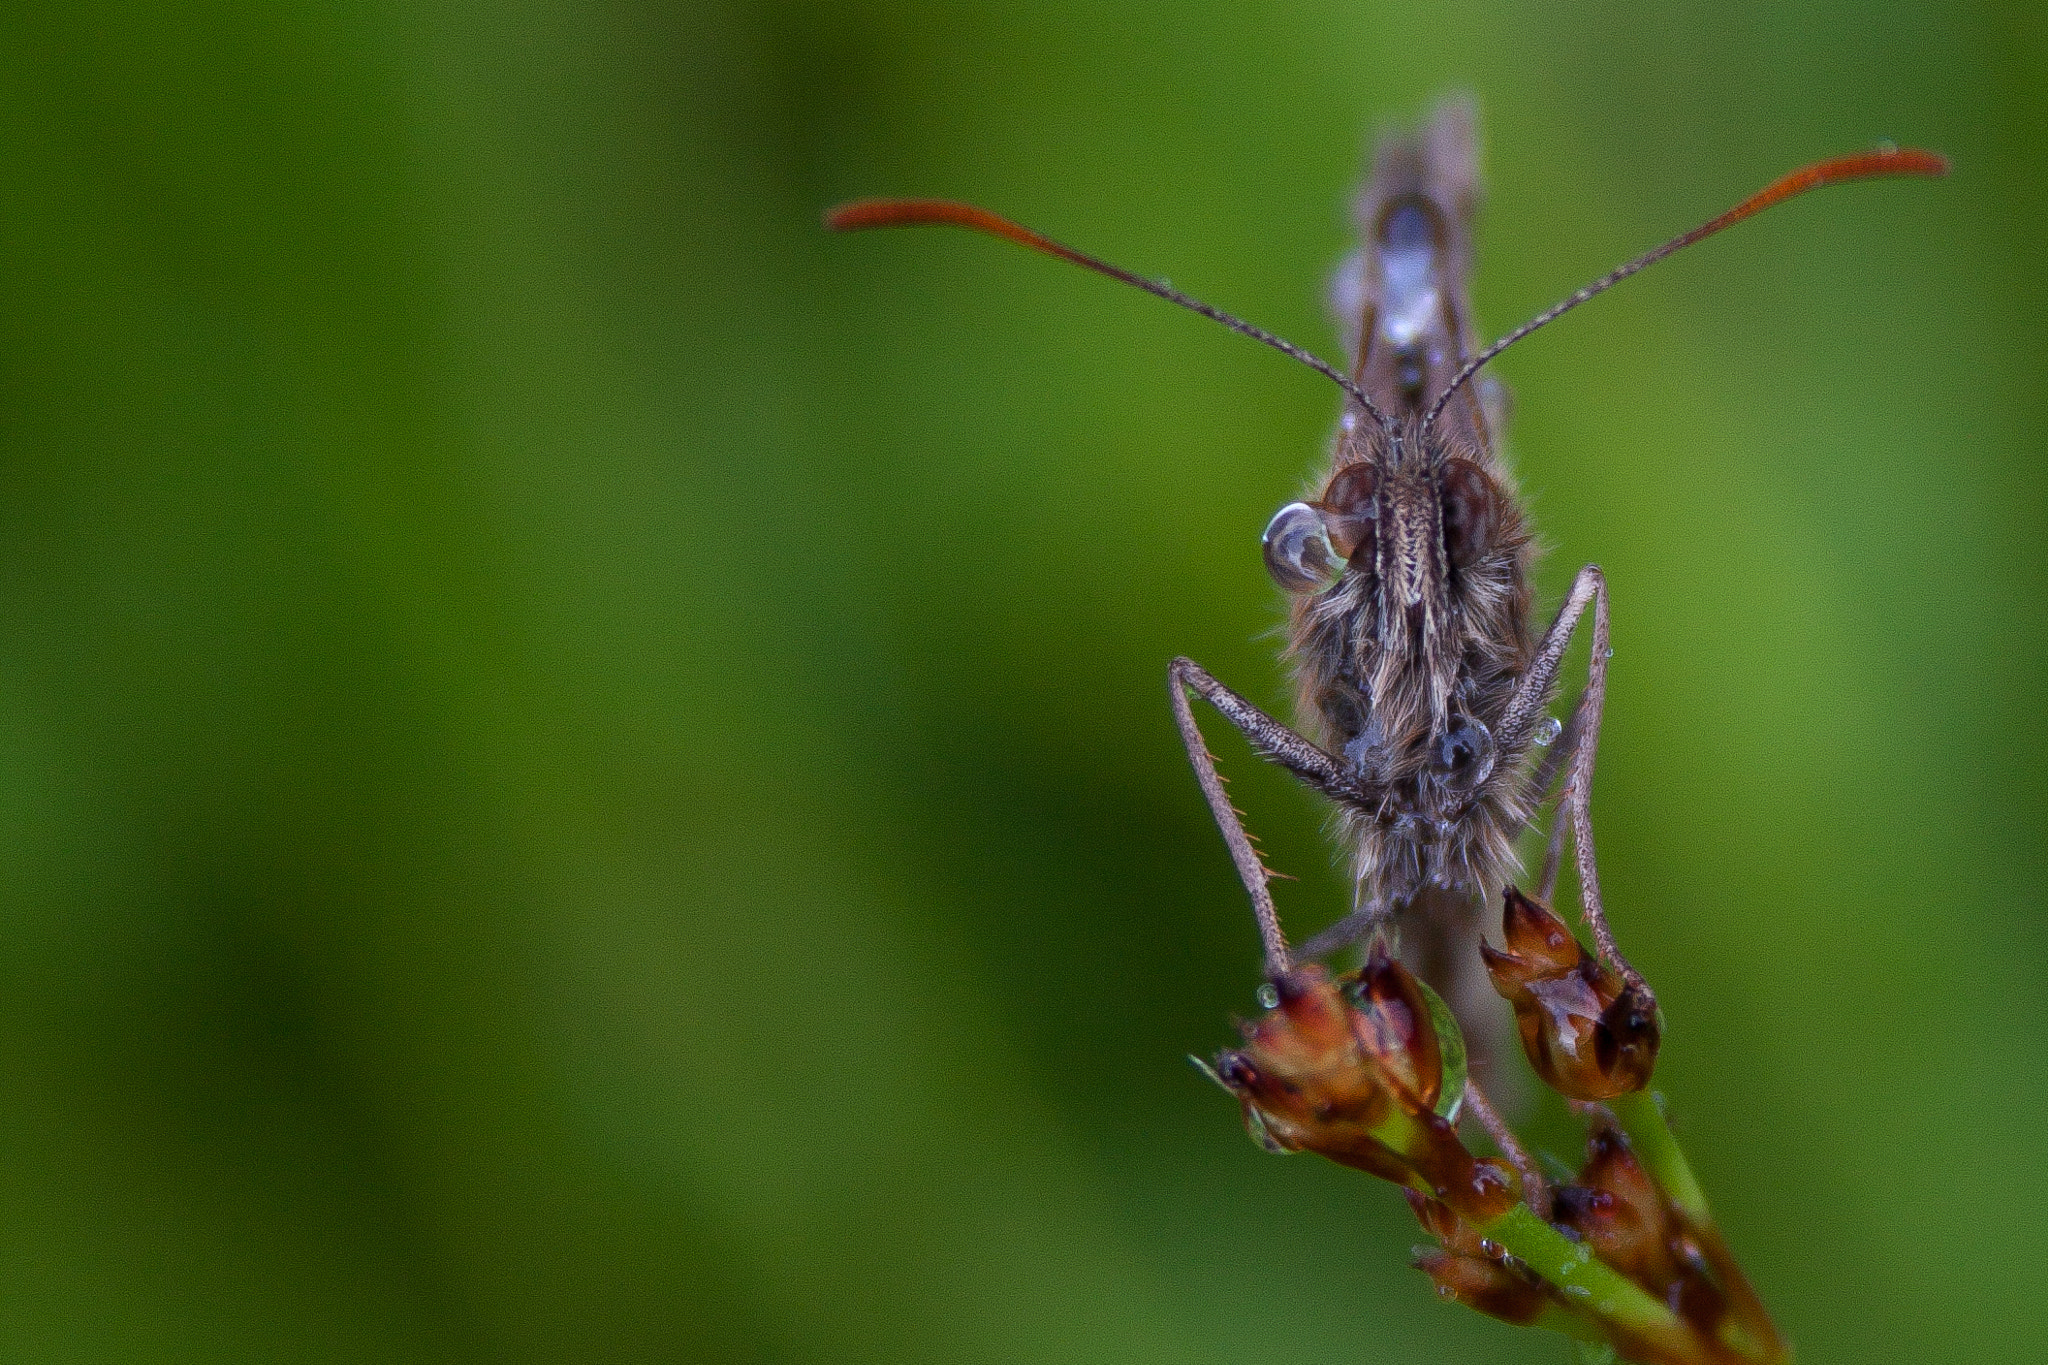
1527;688;1590;817
1168;657;1358;800
1530;692;1590;903
1500;564;1603;746
1167;658;1291;976
1499;566;1648;998
1168;657;1369;977
1168;658;1411;965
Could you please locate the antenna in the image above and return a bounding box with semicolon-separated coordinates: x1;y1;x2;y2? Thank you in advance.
826;199;1395;432
1421;146;1949;432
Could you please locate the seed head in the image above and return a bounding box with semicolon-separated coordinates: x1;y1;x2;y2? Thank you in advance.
1481;887;1660;1099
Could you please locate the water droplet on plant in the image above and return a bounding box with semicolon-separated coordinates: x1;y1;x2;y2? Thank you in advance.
1601;645;1614;659
1256;983;1280;1010
1532;716;1562;747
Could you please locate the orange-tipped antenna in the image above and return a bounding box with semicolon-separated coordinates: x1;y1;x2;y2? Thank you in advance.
1422;145;1949;432
827;198;1395;432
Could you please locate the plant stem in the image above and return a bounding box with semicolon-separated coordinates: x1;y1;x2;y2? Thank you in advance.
1476;1203;1695;1357
1607;1090;1788;1364
1608;1090;1709;1223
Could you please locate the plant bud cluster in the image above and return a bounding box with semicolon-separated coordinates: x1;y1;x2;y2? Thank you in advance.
1204;890;1786;1364
1207;951;1518;1223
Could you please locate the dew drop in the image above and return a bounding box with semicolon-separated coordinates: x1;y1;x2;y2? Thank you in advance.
1601;645;1614;659
1531;716;1562;747
1256;983;1280;1010
1261;502;1346;594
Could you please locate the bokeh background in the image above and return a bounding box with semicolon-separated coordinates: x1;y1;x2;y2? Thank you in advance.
0;1;2041;1361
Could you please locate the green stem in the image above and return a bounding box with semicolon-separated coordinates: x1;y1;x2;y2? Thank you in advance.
1608;1090;1788;1364
1476;1203;1694;1354
1608;1090;1709;1224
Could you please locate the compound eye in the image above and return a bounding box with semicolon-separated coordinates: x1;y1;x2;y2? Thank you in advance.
1319;462;1379;562
1439;458;1497;569
1262;502;1344;594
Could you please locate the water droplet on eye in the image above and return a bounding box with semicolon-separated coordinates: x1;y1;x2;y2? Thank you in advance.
1256;983;1280;1010
1262;502;1346;594
1532;716;1562;747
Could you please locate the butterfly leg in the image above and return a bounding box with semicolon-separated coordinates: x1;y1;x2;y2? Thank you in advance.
1498;566;1648;997
1167;656;1365;976
1294;899;1396;962
1528;692;1590;902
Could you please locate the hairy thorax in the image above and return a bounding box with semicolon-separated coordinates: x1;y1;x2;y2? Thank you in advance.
1284;416;1539;912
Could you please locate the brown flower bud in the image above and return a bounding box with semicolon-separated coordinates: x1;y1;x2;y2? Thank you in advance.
1579;1128;1669;1242
1346;945;1444;1109
1412;1247;1550;1326
1402;1188;1473;1253
1550;1183;1670;1291
1206;953;1517;1221
1481;887;1660;1100
1552;1127;1737;1344
1403;1190;1553;1327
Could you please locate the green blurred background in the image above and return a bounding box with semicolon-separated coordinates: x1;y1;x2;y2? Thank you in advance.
0;1;2040;1361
